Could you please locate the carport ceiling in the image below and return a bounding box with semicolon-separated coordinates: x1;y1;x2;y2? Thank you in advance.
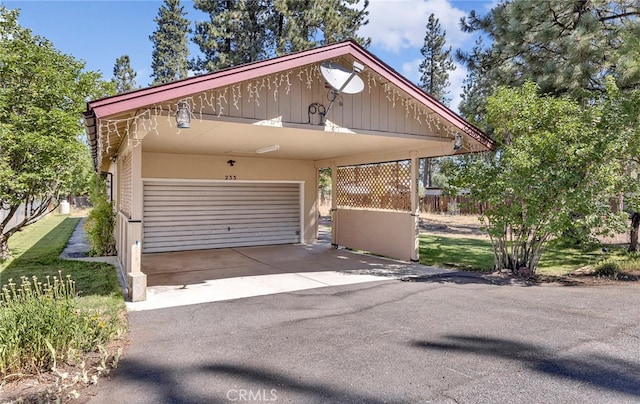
140;116;453;161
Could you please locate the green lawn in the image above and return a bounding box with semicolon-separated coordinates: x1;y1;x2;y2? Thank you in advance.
1;214;122;298
419;234;615;275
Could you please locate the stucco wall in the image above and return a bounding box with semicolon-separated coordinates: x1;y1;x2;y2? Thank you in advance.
141;152;318;243
334;208;416;261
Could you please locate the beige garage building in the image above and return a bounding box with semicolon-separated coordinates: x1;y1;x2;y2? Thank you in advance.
84;40;493;301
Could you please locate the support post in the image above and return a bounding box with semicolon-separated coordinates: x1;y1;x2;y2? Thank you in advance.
126;141;147;301
410;151;420;262
127;240;147;301
331;160;338;248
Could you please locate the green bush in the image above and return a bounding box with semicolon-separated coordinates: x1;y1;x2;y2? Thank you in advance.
0;273;121;376
594;260;620;278
85;177;116;256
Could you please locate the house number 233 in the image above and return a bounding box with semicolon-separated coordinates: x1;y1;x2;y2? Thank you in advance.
225;175;237;180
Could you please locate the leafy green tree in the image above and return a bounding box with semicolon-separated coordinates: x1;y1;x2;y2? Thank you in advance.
191;0;370;72
447;82;625;276
150;0;191;85
598;79;640;252
112;55;138;93
456;0;640;250
0;7;113;258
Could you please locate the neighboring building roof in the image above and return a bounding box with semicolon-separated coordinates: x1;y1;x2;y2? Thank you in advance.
84;39;493;169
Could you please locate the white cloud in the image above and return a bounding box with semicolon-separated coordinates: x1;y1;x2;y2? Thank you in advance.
448;61;467;111
360;0;471;52
401;58;422;83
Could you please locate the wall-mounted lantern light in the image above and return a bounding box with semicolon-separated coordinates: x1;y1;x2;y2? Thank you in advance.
453;133;463;151
176;101;191;129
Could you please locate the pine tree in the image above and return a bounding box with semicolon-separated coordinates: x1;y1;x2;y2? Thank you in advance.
112;55;137;93
418;13;455;189
192;0;370;73
458;0;639;100
457;37;493;126
150;0;191;85
192;0;272;73
418;13;455;105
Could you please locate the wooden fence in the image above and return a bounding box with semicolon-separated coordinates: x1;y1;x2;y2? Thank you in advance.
420;195;487;215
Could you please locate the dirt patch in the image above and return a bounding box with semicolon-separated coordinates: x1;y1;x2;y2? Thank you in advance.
419;213;488;239
403;267;640;287
419;213;632;246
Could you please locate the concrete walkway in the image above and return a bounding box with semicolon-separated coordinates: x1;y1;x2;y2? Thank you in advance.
61;218;450;312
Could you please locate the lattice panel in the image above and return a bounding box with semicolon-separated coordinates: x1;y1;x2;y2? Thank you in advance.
336;160;412;212
119;152;132;218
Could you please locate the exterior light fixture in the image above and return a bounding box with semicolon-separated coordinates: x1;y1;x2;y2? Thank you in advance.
453;133;463;150
256;145;280;154
176;101;191;129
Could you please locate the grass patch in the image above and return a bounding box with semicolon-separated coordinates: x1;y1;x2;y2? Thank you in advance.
419;233;614;275
0;213;125;379
1;215;121;296
419;235;494;271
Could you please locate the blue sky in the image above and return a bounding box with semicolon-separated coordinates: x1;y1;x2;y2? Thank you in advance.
1;0;496;111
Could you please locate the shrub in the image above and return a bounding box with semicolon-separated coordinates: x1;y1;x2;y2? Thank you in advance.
85;176;116;256
618;256;640;272
0;273;121;376
594;260;620;278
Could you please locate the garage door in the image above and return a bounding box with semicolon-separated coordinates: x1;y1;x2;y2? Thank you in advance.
143;181;301;253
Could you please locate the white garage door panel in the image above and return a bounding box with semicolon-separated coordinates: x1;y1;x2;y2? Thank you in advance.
143;181;301;253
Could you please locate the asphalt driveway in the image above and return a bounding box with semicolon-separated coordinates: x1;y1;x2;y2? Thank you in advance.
89;278;640;403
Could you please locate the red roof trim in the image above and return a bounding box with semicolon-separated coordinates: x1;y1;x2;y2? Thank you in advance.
86;39;493;150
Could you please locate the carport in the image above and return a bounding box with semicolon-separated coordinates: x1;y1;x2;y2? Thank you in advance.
84;40;493;301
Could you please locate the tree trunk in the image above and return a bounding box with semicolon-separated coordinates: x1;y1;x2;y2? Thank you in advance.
0;232;10;259
421;158;432;188
630;211;640;253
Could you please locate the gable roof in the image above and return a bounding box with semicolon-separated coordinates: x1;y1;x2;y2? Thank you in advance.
84;40;493;168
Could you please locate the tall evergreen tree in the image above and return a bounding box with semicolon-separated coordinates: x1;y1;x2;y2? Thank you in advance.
192;0;272;72
150;0;191;85
315;0;370;48
417;13;455;189
458;0;639;102
112;55;137;93
457;37;493;126
191;0;370;73
418;13;455;105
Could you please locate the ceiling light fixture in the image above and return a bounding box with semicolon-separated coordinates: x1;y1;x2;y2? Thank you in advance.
256;144;280;154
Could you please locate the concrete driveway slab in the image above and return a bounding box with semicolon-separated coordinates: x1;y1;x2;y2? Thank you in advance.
91;280;640;403
133;244;447;311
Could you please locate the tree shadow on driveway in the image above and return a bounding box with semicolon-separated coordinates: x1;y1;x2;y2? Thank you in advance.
400;271;525;286
410;335;640;397
199;363;392;403
97;359;395;403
